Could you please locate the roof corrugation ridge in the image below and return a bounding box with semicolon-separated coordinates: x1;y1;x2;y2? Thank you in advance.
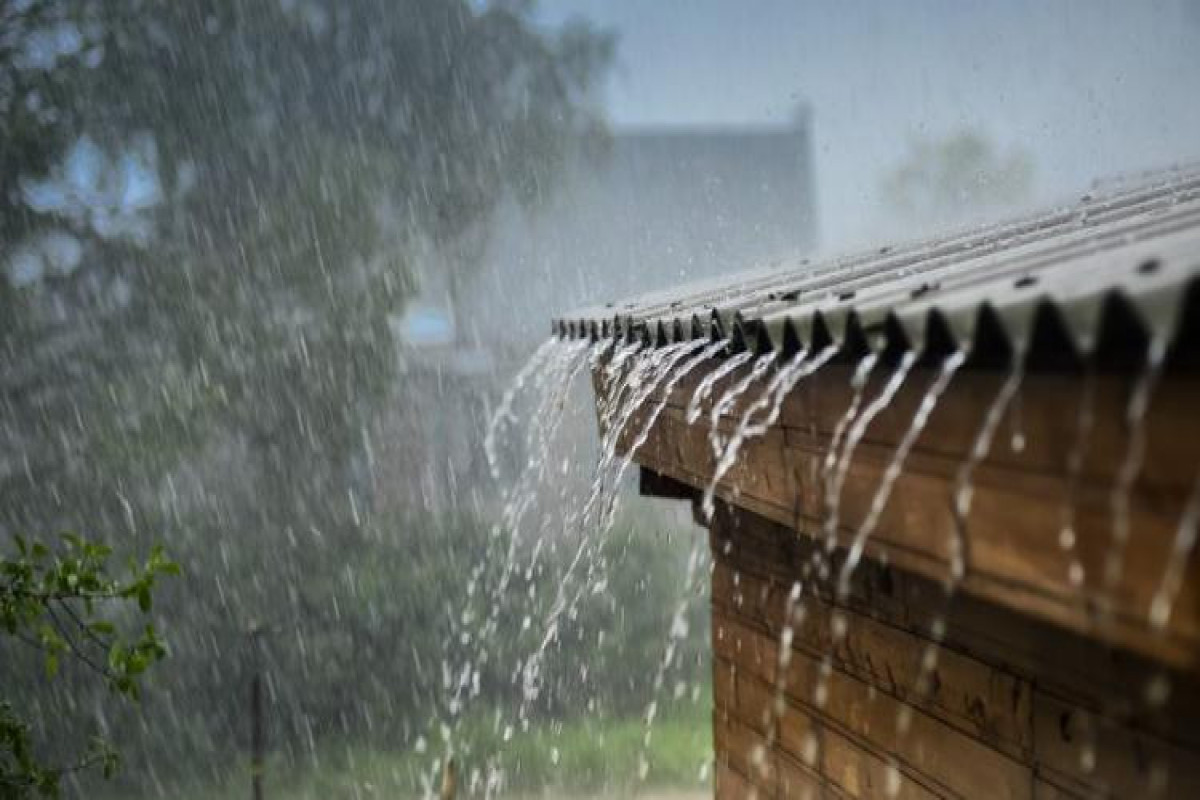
553;170;1200;370
559;171;1200;329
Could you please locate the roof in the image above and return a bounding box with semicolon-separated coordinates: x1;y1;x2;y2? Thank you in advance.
553;168;1200;371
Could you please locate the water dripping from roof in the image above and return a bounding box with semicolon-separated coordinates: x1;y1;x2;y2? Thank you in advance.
822;352;919;558
949;357;1026;586
1059;371;1097;591
483;336;559;481
596;338;727;533
901;352;1025;745
702;345;839;521
685;350;754;424
706;352;777;459
516;338;703;725
837;349;965;601
1104;335;1169;607
638;536;707;785
820;353;880;555
810;351;919;717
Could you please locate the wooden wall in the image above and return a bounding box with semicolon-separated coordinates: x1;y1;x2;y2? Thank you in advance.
707;502;1200;799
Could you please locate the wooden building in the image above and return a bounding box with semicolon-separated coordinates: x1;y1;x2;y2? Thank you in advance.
555;171;1200;798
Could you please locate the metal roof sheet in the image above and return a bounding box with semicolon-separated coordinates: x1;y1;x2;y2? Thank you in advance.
552;168;1200;370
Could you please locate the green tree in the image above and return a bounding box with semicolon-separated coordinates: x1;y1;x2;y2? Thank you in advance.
2;0;613;790
1;534;177;797
884;129;1034;227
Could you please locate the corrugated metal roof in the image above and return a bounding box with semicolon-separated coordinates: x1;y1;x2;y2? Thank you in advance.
552;168;1200;370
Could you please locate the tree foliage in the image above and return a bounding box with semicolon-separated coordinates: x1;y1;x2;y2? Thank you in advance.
883;129;1034;227
1;535;177;797
2;0;613;792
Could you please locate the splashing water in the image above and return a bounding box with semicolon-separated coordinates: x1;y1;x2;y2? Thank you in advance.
1149;469;1200;630
685;350;753;424
822;352;918;555
702;346;840;520
837;350;965;600
949;358;1025;585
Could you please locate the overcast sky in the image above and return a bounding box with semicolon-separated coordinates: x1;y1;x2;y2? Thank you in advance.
539;0;1200;251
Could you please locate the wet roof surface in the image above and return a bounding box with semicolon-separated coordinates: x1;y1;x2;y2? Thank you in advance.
553;168;1200;370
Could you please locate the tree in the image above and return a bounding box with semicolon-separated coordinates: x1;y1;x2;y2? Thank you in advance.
2;0;613;790
1;534;176;797
883;129;1034;228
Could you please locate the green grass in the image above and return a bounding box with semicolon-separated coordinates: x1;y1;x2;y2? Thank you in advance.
152;699;712;800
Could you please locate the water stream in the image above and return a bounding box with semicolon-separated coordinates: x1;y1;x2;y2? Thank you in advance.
822;352;919;557
483;336;561;482
685;350;754;424
1104;336;1169;603
818;354;880;561
1150;469;1200;631
701;346;840;520
836;350;966;600
1059;371;1098;590
948;358;1025;585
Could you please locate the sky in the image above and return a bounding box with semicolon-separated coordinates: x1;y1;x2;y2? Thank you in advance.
538;0;1200;251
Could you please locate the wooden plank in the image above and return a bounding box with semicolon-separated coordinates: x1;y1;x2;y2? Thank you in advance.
1031;689;1200;798
767;672;946;800
644;362;1200;499
715;612;1034;799
716;759;761;799
713;560;1035;759
711;508;1200;753
714;714;778;795
777;752;834;800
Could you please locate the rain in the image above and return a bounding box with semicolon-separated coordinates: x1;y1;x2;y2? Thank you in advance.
3;2;1200;800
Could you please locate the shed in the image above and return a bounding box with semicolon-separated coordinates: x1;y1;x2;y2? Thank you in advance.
554;170;1200;798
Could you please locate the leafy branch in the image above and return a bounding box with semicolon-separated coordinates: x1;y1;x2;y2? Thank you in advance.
1;534;178;798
